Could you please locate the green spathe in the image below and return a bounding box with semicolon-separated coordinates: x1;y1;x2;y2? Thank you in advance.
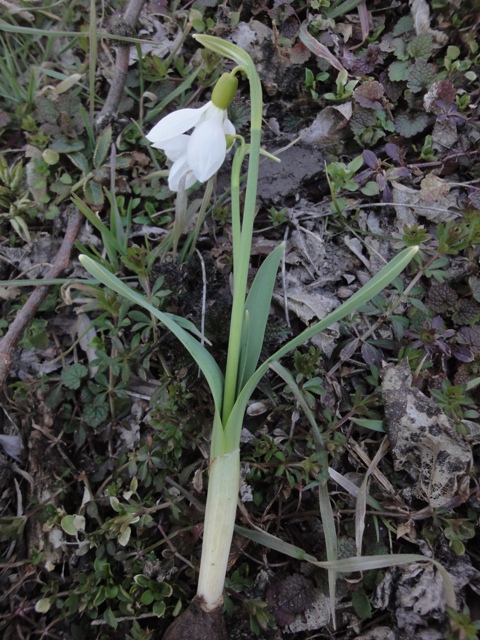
211;73;238;110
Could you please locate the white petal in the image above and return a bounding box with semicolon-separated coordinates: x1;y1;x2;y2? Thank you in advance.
223;119;235;136
161;135;190;162
184;171;198;190
168;156;197;192
146;106;207;145
168;156;190;191
195;102;221;127
187;113;227;183
170;169;197;192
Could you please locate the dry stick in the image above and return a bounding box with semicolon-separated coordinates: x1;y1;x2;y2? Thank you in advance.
98;0;146;121
0;208;84;388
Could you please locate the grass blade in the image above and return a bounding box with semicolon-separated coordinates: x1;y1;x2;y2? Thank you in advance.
235;525;456;610
72;194;125;266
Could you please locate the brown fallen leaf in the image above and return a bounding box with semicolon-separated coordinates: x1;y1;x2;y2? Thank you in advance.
381;362;472;508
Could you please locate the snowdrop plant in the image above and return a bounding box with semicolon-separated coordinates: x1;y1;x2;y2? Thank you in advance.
80;36;418;636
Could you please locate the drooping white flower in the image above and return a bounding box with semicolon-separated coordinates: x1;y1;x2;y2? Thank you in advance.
147;73;238;192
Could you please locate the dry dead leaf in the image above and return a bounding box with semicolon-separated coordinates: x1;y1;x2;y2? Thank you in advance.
419;174;451;202
431;119;459;152
300;103;352;145
286;587;330;633
392;183;459;227
410;0;431;34
410;0;448;44
424;80;457;113
0;285;21;300
381;362;471;508
396;520;417;541
373;562;446;636
0;0;34;21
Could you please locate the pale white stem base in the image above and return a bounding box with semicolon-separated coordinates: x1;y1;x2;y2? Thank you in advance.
197;448;240;611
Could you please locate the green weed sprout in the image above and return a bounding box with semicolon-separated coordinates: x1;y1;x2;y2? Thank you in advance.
79;36;422;633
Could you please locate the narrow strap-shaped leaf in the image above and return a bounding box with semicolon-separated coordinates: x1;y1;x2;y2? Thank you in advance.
79;255;224;414
225;246;418;451
238;243;284;390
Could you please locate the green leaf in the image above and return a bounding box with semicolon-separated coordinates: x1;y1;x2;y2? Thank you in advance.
10;216;31;242
73;194;124;265
350;418;385;432
83;179;104;208
79;255;224;415
409;297;430;313
407;61;436;93
324;0;364;19
118;525;132;546
395;112;429;137
194;34;256;69
352;588;372;619
61;363;88;390
67;152;90;174
392;15;413;36
446;45;460;60
267;360;337;619
468;276;480;302
238;243;284;390
35;598;52;613
109;496;121;512
361;181;380;196
134;575;151;588
450;538;465;556
140;590;155;605
94;125;112;169
50;138;85;153
103;608;118;630
234;525;456;609
407;34;433;60
153;601;166;617
61;514;85;535
388;60;410;82
61;516;76;536
348;155;363;173
43;149;60;165
84;402;109;428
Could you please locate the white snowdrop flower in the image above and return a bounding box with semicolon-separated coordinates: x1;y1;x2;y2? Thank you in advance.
146;73;238;192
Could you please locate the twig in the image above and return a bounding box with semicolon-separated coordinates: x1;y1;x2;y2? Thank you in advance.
97;0;146;123
0;207;83;388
